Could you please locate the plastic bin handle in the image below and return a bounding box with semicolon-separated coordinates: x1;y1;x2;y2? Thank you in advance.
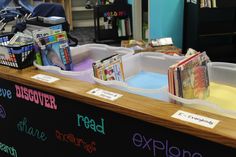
208;62;236;71
33;61;61;71
141;52;184;61
83;43;134;55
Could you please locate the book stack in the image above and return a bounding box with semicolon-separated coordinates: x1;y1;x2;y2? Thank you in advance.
168;52;210;99
93;54;125;81
200;0;217;8
117;18;132;37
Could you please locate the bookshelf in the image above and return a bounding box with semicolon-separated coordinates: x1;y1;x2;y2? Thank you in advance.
71;0;95;27
93;3;132;43
183;0;236;63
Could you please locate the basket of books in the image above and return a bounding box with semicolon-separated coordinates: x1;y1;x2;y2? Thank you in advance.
0;33;35;69
168;52;236;119
93;52;184;101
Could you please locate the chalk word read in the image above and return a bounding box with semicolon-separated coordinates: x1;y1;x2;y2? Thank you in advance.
17;117;47;141
15;84;57;110
0;87;12;99
31;74;60;83
0;105;6;119
171;110;219;129
77;113;105;135
87;88;122;101
56;130;96;154
0;142;17;157
133;133;203;157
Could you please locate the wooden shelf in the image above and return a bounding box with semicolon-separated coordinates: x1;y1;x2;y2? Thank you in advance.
72;6;93;11
73;19;94;27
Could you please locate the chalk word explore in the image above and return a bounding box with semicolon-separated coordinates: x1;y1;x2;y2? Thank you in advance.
17;117;47;141
0;87;12;99
56;130;96;154
0;105;6;118
77;113;105;135
0;142;17;157
15;84;57;110
132;133;203;157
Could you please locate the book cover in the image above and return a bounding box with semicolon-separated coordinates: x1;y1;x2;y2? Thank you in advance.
179;52;210;99
93;54;125;81
38;32;73;71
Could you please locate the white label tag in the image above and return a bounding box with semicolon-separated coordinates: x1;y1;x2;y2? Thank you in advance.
171;110;219;129
31;74;60;83
87;88;123;101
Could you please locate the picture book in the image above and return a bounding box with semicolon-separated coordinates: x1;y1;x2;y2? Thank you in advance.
179;52;210;99
32;25;63;66
93;54;125;81
168;51;210;99
37;31;73;71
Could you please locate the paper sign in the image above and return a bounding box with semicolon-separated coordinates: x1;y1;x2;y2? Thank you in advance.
87;88;123;101
31;74;60;83
171;110;219;129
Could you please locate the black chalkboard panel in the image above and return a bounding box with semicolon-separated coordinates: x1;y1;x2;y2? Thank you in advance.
0;78;236;157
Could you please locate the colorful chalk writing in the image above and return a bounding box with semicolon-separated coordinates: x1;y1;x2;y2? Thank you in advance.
0;142;17;157
15;84;57;110
132;132;203;157
77;113;105;135
55;130;96;154
0;105;6;119
0;87;12;99
17;117;47;141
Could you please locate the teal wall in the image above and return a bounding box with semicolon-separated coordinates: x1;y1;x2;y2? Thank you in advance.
128;0;133;4
150;0;184;48
128;0;184;48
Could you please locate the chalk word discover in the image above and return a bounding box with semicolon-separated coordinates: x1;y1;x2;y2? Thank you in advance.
77;113;105;135
0;142;17;157
133;133;203;157
0;87;12;99
15;84;57;110
0;104;6;119
17;117;47;141
56;130;96;154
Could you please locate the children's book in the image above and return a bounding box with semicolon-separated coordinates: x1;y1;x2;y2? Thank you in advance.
179;52;210;99
37;31;73;71
93;54;125;81
168;51;210;99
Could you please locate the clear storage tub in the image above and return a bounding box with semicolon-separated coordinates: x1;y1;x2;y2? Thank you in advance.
94;52;184;102
168;62;236;119
34;44;134;83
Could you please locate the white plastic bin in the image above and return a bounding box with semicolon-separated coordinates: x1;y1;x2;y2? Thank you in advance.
168;62;236;119
94;52;184;102
34;44;134;83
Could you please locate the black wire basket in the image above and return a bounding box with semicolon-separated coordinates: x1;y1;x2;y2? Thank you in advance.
0;33;35;69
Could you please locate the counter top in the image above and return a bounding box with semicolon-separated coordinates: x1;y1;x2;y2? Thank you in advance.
0;65;235;148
